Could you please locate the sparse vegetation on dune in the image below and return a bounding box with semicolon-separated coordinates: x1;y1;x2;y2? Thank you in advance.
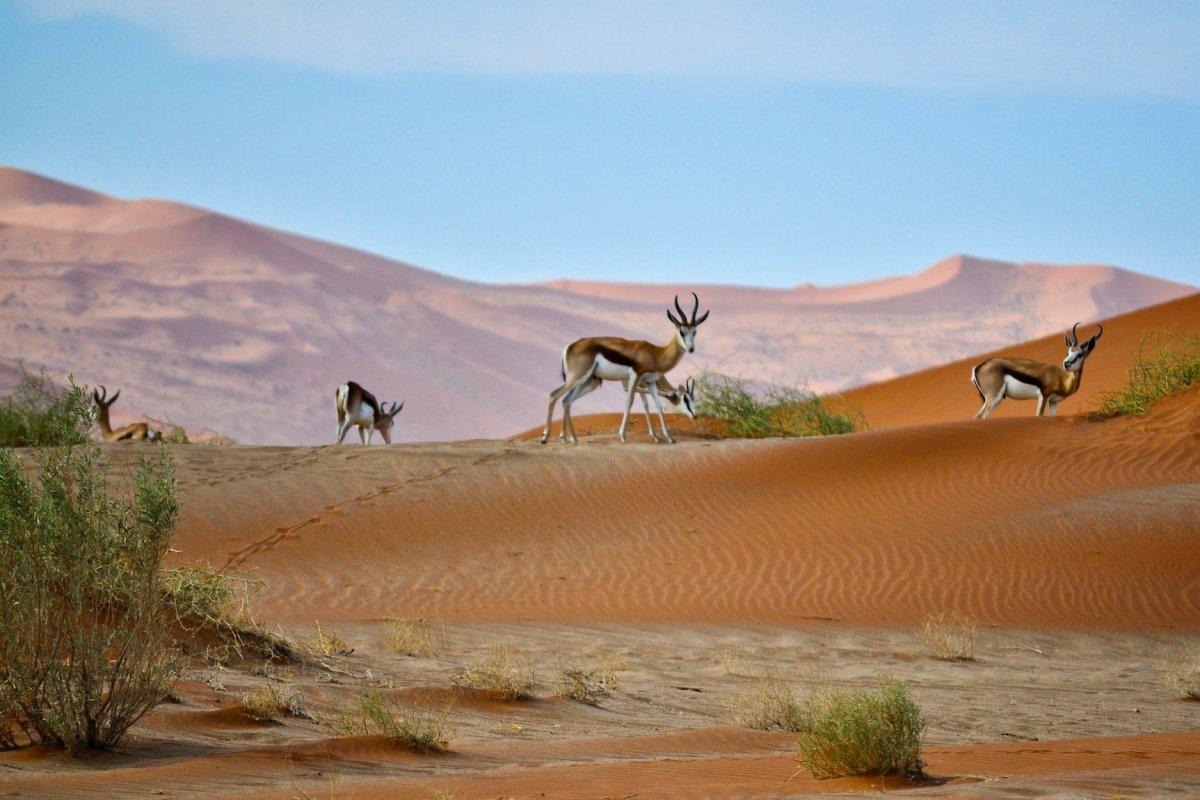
335;690;453;752
798;678;926;780
163;563;301;663
382;616;447;657
0;370;92;447
694;371;866;438
733;673;811;732
0;427;179;750
556;660;620;705
1098;332;1200;417
453;645;537;701
1158;643;1200;700
241;684;305;722
916;611;978;662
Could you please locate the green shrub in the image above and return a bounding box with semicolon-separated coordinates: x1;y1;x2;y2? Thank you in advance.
798;679;925;780
0;370;93;447
695;372;866;438
336;690;452;752
1098;332;1200;417
0;435;180;751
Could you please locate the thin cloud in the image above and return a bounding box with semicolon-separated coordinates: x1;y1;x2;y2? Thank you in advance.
22;0;1200;97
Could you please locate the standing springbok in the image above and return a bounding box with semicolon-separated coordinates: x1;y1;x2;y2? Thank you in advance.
92;386;155;442
971;322;1103;418
541;293;710;444
556;374;698;443
335;381;403;444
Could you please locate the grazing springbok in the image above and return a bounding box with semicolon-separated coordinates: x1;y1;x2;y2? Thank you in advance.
556;374;698;444
541;293;710;444
971;322;1103;418
335;381;403;444
92;386;155;442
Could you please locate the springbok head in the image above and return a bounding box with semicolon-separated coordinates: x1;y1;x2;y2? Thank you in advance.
1063;322;1103;371
376;400;404;443
666;293;711;354
93;385;120;410
665;377;699;419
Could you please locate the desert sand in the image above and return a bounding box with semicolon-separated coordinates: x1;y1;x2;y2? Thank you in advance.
3;326;1199;796
2;166;1194;443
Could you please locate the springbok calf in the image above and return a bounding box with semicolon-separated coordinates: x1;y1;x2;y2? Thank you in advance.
971;322;1103;418
541;293;710;444
335;381;403;444
92;386;155;442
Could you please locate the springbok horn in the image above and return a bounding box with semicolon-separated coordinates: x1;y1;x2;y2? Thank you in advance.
674;295;687;324
1071;322;1081;346
1092;323;1103;341
690;292;700;324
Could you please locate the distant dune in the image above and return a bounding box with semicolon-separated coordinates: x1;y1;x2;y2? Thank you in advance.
1;165;1193;443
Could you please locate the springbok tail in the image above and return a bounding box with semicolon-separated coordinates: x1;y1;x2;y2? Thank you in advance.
970;365;983;401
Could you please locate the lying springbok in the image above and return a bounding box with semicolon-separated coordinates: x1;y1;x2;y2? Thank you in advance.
92;386;155;442
555;374;698;444
971;322;1103;418
541;293;710;444
335;381;403;444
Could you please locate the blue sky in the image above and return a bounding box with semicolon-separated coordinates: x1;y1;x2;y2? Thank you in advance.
2;1;1198;287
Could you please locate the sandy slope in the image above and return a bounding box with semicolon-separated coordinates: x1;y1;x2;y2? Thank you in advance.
840;291;1200;428
2;166;1193;443
4;374;1199;796
90;388;1197;631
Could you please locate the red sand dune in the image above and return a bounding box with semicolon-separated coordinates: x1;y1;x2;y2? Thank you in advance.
2;165;1192;443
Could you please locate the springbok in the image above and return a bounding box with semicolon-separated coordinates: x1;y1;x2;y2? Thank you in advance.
92;386;155;442
971;322;1103;418
335;381;403;444
541;293;710;444
556;374;698;444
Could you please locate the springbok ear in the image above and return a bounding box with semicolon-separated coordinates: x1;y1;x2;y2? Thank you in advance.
667;309;682;327
391;400;405;418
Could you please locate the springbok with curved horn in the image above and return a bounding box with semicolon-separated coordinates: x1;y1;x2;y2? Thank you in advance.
92;386;155;442
541;293;710;444
335;381;403;444
971;322;1103;418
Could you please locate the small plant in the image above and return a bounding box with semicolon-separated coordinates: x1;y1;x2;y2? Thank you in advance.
0;370;93;447
242;684;304;721
733;674;810;732
694;372;865;438
1098;332;1200;417
310;621;352;657
798;678;925;780
916;611;977;662
162;564;298;662
382;616;446;657
1158;643;1200;700
453;645;536;701
336;690;452;752
556;663;619;705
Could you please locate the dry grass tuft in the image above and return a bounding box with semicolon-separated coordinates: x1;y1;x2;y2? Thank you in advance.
916;611;977;662
241;684;304;722
381;617;446;657
309;621;352;658
717;647;749;676
733;673;811;731
556;661;620;705
335;690;453;752
453;645;537;701
1158;643;1200;700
